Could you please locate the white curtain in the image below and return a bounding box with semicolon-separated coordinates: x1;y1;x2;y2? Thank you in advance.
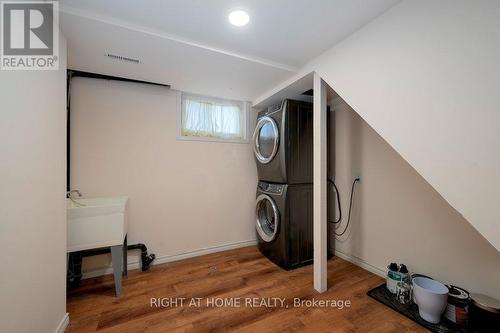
182;96;244;140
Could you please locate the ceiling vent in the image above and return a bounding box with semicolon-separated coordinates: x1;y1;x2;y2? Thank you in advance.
106;53;141;64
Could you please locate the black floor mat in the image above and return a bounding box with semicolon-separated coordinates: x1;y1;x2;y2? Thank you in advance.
367;283;471;333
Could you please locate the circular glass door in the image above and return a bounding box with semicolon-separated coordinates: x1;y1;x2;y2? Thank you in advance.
255;194;279;242
253;116;279;164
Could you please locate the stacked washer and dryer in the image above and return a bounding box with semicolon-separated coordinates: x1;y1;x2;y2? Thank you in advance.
252;99;315;270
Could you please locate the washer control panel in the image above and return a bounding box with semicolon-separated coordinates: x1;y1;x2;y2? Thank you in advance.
258;181;284;195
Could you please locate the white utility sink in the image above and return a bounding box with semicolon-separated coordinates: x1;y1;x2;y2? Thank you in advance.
67;196;128;297
67;196;128;252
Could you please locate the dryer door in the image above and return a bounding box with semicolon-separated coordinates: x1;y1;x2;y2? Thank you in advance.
253;116;279;164
255;194;280;242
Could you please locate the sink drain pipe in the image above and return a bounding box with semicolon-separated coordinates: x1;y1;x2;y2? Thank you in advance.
67;242;155;290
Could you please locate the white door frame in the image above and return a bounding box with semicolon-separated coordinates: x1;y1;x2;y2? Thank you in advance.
313;72;328;292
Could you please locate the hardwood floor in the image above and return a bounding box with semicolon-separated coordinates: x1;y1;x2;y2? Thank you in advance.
66;246;426;332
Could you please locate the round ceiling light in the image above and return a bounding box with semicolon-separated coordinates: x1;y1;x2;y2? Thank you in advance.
228;10;250;27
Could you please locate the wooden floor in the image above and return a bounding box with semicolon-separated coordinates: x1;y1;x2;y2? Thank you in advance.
67;246;426;333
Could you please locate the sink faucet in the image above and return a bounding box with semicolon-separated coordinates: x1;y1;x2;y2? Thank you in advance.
67;189;82;199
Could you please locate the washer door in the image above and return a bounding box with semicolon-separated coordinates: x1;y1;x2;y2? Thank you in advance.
255;194;279;242
253;116;279;164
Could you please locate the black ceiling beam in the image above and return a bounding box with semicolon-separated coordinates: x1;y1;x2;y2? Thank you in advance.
67;69;171;88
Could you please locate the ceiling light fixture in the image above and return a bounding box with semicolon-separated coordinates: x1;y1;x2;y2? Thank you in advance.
228;10;250;27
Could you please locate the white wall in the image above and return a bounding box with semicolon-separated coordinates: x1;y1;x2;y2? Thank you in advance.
70;78;257;275
307;0;500;251
0;39;67;331
329;97;500;299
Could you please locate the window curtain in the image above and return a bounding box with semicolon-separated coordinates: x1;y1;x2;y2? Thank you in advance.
182;97;243;140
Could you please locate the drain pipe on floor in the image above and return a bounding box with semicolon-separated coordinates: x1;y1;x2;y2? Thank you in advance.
67;243;156;290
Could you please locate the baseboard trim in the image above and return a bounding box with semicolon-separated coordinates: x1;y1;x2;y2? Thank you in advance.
82;239;257;279
334;249;386;278
55;313;69;333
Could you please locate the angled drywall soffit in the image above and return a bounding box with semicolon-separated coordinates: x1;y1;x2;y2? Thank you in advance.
303;1;500;253
252;71;314;109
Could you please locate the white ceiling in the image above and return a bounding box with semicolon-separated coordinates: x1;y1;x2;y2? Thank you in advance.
59;0;400;101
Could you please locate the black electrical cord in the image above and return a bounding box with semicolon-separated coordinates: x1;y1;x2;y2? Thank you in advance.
327;178;341;224
329;178;360;237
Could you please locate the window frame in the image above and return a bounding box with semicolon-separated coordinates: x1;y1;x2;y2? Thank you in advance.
176;92;249;144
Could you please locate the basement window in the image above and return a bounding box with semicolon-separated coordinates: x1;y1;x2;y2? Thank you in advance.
179;93;248;143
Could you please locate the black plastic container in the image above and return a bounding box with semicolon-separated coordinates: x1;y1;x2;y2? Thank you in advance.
469;293;500;332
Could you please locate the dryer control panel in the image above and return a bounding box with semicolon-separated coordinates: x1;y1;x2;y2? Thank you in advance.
257;101;283;118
